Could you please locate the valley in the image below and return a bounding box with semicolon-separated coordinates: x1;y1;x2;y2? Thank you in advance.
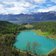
0;21;56;56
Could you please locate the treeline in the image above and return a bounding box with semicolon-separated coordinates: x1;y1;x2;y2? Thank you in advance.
0;21;20;56
0;21;31;35
32;22;56;34
0;21;19;34
0;34;20;56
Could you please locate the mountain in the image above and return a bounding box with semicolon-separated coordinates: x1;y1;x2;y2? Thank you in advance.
0;12;56;24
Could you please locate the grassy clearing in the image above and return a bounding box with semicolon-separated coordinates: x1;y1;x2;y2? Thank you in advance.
33;29;50;36
33;29;56;39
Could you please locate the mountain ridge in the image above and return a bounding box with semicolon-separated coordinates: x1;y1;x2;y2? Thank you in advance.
0;12;56;24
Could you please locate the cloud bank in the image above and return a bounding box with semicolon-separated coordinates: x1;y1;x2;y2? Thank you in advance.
0;0;56;14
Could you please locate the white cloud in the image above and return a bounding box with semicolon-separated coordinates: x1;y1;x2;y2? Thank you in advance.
33;0;46;3
14;2;32;8
6;7;25;14
3;1;32;8
0;4;7;14
1;0;17;2
37;6;56;12
0;1;33;14
0;0;56;14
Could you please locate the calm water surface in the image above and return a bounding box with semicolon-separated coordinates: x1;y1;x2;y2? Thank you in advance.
14;30;56;55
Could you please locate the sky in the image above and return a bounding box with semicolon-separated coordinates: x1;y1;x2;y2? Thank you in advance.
0;0;56;14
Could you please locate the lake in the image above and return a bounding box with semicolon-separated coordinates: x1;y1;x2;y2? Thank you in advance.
14;30;56;55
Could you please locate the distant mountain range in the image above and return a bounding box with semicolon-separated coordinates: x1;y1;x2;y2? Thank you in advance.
0;11;56;24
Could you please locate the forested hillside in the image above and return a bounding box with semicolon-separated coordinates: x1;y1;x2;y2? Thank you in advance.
33;22;56;33
32;22;56;38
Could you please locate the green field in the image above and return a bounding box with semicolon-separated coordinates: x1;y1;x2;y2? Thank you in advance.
33;29;50;36
33;29;56;39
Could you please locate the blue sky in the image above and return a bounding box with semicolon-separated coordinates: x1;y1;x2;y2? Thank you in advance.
0;0;56;14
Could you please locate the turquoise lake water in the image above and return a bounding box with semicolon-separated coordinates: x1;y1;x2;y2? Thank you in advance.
14;30;56;55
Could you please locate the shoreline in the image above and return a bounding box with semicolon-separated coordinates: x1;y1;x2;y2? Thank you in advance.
47;48;56;55
33;29;56;40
